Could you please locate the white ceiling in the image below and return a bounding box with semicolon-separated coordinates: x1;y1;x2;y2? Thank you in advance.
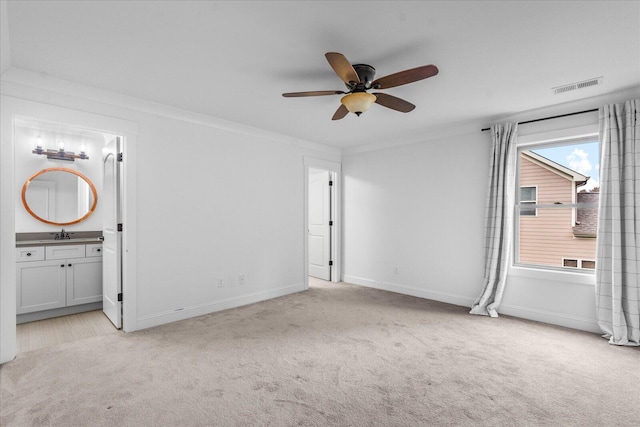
3;1;640;150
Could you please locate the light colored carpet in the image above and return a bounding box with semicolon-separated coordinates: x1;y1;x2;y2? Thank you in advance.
1;280;638;426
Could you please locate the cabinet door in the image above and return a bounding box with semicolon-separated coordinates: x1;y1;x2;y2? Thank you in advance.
17;260;67;314
66;257;103;306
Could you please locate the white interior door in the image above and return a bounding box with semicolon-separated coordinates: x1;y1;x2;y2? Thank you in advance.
308;169;331;280
102;137;122;328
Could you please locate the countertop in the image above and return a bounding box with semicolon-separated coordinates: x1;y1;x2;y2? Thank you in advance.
16;231;103;247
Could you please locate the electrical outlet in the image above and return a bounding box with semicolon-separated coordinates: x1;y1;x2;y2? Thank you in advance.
239;274;245;285
393;266;399;275
218;278;225;288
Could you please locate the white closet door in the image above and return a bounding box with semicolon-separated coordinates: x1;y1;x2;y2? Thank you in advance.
102;137;122;328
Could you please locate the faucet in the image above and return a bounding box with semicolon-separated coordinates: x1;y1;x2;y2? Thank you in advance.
55;228;71;240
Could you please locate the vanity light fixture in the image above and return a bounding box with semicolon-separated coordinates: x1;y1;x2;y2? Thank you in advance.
32;138;89;161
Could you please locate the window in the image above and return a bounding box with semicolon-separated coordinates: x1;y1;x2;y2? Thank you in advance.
581;260;595;269
516;137;599;272
520;186;537;216
563;258;596;269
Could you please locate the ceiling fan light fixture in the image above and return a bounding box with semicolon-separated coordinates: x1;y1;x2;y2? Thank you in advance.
340;92;377;116
282;52;438;120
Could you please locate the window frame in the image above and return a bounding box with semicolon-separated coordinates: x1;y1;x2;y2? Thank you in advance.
580;260;595;269
513;130;600;277
519;185;538;216
562;258;596;270
563;258;579;268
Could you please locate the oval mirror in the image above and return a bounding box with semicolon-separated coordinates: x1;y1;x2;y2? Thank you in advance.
22;167;98;226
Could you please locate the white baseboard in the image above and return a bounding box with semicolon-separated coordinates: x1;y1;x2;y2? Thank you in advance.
135;283;306;330
498;303;600;334
343;275;601;334
343;275;476;308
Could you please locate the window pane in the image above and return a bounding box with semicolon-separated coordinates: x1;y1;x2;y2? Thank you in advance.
581;260;596;269
517;139;599;271
520;187;536;202
519;206;596;268
520;202;536;216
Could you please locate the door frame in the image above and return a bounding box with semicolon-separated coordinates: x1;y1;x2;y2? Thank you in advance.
303;157;341;289
0;97;138;363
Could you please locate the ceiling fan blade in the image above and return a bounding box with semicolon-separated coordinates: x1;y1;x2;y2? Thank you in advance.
282;90;345;97
332;104;349;120
373;93;416;113
325;52;360;84
372;64;439;89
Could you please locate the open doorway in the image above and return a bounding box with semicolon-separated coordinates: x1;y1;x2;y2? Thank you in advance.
0;99;137;364
13;120;123;353
304;158;341;289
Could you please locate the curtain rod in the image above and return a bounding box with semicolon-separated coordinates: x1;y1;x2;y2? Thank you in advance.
480;108;598;132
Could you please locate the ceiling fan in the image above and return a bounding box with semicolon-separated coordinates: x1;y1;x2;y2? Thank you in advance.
282;52;439;120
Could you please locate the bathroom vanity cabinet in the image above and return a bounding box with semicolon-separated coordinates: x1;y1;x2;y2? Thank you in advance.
16;243;103;315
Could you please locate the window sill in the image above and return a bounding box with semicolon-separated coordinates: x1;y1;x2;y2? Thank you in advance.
508;264;595;286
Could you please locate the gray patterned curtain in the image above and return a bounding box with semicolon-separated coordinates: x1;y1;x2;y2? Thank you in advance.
471;123;518;317
595;99;640;346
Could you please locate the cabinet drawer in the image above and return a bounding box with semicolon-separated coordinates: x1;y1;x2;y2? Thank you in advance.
16;246;45;262
85;243;103;258
45;245;86;260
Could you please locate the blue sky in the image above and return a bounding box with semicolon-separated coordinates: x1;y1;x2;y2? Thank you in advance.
532;141;600;191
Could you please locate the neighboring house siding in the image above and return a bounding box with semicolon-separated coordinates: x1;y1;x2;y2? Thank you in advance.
519;154;596;267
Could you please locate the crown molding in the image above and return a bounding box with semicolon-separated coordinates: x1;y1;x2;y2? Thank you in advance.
485;86;640;132
342;85;640;157
341;118;487;157
1;68;341;157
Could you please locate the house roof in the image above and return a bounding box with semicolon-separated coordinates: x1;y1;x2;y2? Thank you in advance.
521;151;589;186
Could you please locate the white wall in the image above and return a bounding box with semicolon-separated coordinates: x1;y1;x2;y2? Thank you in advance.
343;87;640;334
343;130;488;307
0;1;10;75
132;115;322;323
0;70;340;363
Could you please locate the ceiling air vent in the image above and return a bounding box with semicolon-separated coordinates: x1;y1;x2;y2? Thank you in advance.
552;77;603;95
